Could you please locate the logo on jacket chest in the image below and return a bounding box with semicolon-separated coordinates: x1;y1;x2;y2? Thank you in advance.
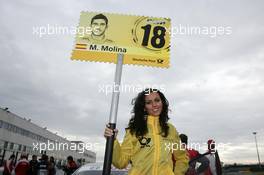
138;137;151;148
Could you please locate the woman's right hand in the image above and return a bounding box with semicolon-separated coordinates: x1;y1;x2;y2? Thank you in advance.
104;124;118;139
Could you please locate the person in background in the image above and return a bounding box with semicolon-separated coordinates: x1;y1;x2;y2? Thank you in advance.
38;154;49;175
3;154;15;175
179;134;209;175
14;153;30;175
29;155;38;175
104;88;189;175
48;156;56;175
63;156;78;175
204;139;222;175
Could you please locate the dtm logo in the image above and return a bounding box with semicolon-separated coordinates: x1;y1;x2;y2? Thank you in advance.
157;59;164;64
138;137;151;148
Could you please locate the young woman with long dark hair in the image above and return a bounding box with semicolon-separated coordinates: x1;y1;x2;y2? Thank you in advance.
104;88;188;175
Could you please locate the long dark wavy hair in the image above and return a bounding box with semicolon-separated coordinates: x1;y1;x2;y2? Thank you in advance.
127;88;170;137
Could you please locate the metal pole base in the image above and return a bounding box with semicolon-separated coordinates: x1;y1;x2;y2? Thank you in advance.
102;123;116;175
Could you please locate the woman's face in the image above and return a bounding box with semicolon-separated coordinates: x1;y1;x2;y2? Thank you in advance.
144;92;163;117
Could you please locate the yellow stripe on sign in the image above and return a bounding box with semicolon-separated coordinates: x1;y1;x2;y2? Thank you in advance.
71;50;169;68
71;50;117;63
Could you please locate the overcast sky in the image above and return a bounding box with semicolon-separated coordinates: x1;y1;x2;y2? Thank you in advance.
0;0;264;165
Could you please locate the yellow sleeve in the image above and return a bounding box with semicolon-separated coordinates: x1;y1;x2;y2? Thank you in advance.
112;130;134;169
172;127;189;175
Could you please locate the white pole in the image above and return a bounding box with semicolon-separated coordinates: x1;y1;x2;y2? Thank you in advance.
103;53;124;175
253;132;261;168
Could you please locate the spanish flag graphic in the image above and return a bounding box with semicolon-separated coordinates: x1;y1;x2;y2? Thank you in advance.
75;43;87;50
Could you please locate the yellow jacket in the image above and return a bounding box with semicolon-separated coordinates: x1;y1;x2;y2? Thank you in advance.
112;115;189;175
